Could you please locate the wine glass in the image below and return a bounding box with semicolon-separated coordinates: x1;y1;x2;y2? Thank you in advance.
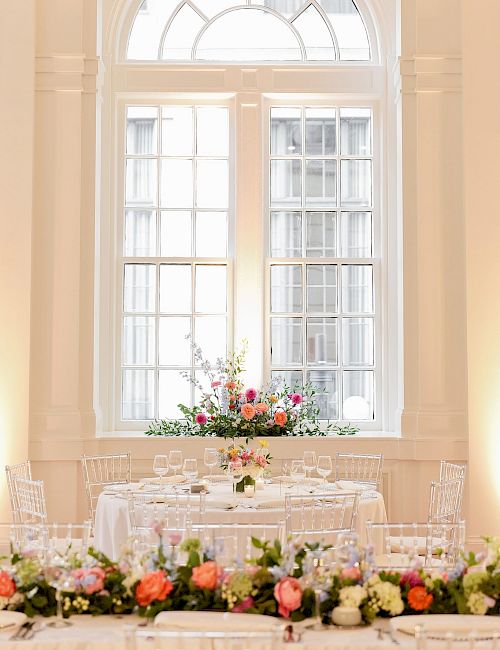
281;462;294;494
317;455;333;488
303;451;317;488
290;460;306;493
182;458;198;484
45;557;74;628
168;450;183;477
204;448;218;482
153;455;169;481
228;460;243;491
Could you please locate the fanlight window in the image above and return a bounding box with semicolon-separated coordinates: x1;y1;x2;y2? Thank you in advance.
127;0;371;62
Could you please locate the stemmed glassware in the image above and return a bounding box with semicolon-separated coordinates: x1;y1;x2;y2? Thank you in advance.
317;455;333;488
204;448;218;482
302;550;331;631
182;458;198;484
281;462;295;494
45;552;74;628
153;455;169;481
290;460;306;493
168;450;183;477
228;459;243;491
303;451;317;489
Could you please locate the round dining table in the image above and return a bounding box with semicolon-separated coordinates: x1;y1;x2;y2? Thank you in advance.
94;479;387;561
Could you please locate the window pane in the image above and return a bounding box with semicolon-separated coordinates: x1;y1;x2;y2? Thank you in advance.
341;211;372;257
271;370;303;389
195;265;227;313
306;264;337;312
270;211;302;257
126;159;157;205
270;160;301;207
270;108;302;155
194;315;227;362
161;106;193;156
126;106;158;154
196;212;227;257
292;6;335;61
342;370;373;420
305;108;336;155
271;317;302;366
124;209;156;257
307;370;338;419
127;0;175;60
159;316;191;366
342;317;374;366
160;211;192;257
319;0;370;61
341;265;373;313
305;160;336;206
196;160;228;208
196;107;229;156
123;316;155;366
159;370;191;419
122;369;154;419
305;212;336;257
271;265;302;312
340;160;371;207
160;159;193;208
307;317;337;365
123;264;156;313
162;3;205;60
340;108;371;155
159;264;191;313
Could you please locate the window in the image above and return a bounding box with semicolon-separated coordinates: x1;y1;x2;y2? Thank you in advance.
99;0;394;432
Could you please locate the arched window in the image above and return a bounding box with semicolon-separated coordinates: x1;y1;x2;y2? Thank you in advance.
98;0;396;433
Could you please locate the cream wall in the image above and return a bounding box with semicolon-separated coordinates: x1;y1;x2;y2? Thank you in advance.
0;0;498;539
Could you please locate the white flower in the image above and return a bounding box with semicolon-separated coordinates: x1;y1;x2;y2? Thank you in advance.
339;585;367;608
467;591;489;615
368;581;404;616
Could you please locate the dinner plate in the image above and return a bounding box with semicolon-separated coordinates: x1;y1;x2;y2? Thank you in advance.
390;615;500;640
103;483;144;494
0;611;27;630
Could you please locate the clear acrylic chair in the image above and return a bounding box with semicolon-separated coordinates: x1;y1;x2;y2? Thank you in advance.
81;453;131;526
191;522;285;563
285;493;359;546
13;476;47;526
439;460;466;514
5;461;32;523
335;452;383;489
415;625;500;650
0;522;92;560
128;626;284;650
366;521;465;571
428;477;462;524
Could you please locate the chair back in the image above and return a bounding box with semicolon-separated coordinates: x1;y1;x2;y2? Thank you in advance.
439;460;466;515
366;520;465;571
0;521;92;561
5;461;32;523
191;522;285;563
428;478;462;524
415;625;500;650
13;476;47;526
285;493;359;545
335;452;383;489
81;453;131;525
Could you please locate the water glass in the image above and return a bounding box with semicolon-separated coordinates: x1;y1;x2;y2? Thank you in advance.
153;454;169;478
228;459;243;489
204;447;218;481
303;451;317;481
182;458;198;483
169;450;183;476
317;455;333;486
290;460;306;492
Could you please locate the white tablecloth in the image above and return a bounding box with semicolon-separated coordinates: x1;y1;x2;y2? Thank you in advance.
0;616;431;649
94;483;386;561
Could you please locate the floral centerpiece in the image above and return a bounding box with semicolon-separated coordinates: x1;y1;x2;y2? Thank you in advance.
218;440;272;491
146;339;357;439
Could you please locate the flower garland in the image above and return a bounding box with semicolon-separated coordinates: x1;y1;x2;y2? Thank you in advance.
0;535;498;622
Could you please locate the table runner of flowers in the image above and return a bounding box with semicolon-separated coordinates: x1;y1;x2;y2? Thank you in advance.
0;533;498;622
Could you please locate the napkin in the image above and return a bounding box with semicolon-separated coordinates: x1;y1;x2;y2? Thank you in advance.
155;611;283;632
0;611;27;630
255;498;285;509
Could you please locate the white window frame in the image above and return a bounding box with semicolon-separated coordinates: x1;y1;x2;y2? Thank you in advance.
96;0;398;436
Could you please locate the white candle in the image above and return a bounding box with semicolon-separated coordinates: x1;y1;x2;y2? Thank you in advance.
244;484;255;497
255;479;265;490
331;606;362;627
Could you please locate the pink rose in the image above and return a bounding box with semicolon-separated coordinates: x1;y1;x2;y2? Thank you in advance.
195;412;208;425
274;577;302;618
340;566;361;582
232;596;254;613
400;570;424;588
245;388;257;401
290;393;302;405
169;532;182;546
255;403;269;413
73;567;106;595
192;561;222;591
241;403;256;420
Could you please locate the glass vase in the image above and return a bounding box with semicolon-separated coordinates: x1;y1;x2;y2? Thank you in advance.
234;476;255;493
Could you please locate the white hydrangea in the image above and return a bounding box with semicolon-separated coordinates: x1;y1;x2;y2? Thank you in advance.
368;581;404;616
339;585;368;608
467;592;489;616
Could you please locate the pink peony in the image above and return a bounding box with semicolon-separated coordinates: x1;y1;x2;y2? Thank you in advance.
232;596;254;613
192;561;221;591
195;412;208;425
400;570;424;588
245;388;258;401
72;567;106;595
274;576;303;618
340;566;361;582
290;393;303;405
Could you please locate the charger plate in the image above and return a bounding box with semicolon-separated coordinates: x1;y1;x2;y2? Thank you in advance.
390;615;500;641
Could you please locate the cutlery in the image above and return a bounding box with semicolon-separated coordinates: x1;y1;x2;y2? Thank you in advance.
10;621;34;640
388;629;400;645
23;622;44;640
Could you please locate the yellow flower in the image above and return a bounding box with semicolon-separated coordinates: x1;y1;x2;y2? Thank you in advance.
229;448;239;458
258;440;269;448
269;395;278;404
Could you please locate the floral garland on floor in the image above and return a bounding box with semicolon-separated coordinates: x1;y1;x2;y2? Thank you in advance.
0;534;498;621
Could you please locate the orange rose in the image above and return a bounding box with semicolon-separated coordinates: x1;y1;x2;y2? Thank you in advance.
225;381;236;390
192;561;221;591
241;403;256;420
0;571;15;599
255;403;269;413
274;411;288;427
407;586;433;611
136;571;173;607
